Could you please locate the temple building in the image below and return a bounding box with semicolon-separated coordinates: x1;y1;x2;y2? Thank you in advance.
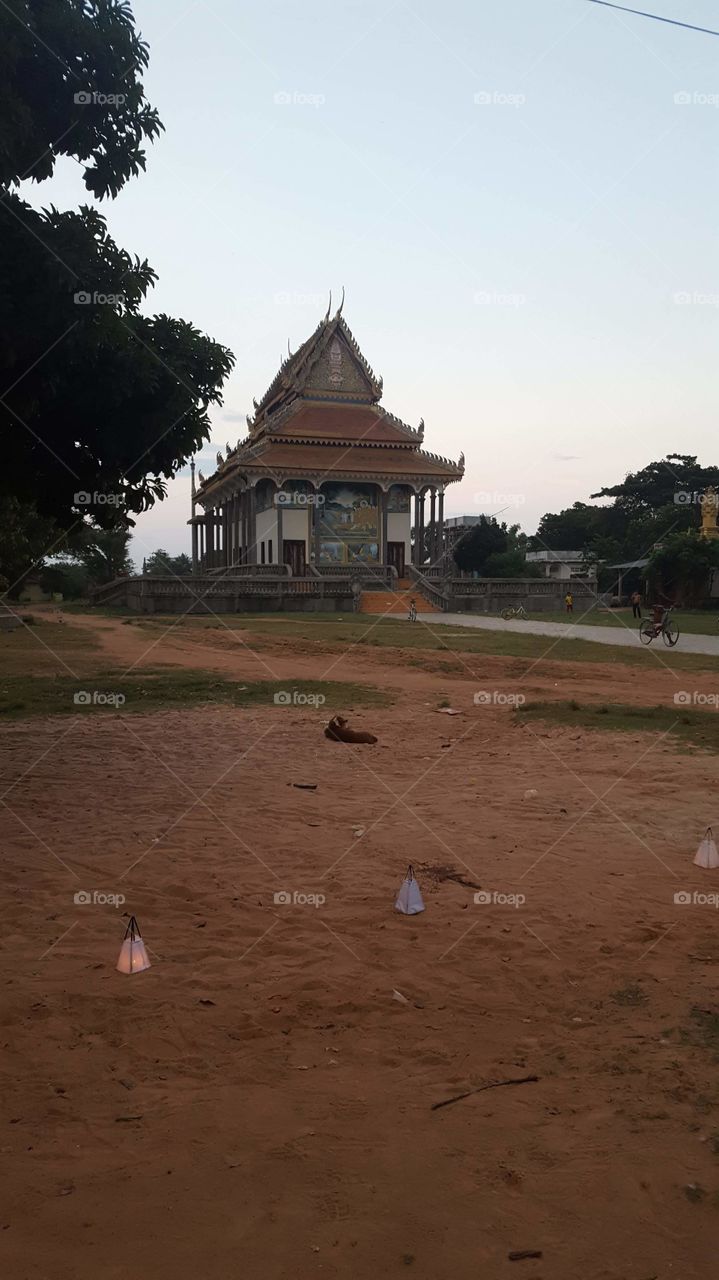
191;302;464;576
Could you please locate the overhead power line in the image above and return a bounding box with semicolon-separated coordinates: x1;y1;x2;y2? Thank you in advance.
585;0;719;36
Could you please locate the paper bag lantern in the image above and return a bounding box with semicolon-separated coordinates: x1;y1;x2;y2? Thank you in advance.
694;827;719;870
116;915;151;974
395;865;425;915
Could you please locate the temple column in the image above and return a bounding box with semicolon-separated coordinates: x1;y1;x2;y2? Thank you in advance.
437;488;445;567
417;489;425;568
233;492;240;566
313;483;322;567
248;484;257;563
276;501;283;567
429;489;437;564
191;520;198;573
207;507;215;567
379;487;388;567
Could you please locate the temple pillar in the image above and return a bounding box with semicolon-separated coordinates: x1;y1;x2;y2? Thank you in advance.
191;520;198;572
437;488;445;567
207;507;214;566
313;483;322;566
429;489;437;564
276;502;283;566
417;489;425;568
379;487;388;566
248;485;257;563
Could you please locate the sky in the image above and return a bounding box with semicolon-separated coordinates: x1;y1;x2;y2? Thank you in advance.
20;0;719;564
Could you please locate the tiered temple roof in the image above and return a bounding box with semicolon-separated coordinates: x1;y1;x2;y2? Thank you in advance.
197;304;464;498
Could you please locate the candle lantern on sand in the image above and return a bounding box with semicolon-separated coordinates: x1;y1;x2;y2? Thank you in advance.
395;865;425;915
116;916;151;974
694;827;719;870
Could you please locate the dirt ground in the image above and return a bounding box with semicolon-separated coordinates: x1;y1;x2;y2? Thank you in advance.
2;609;719;1280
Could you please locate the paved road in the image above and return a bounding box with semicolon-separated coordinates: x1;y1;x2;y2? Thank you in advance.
417;612;719;657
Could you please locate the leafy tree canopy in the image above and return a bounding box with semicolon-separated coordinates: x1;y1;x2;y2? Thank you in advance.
646;532;719;608
0;0;233;585
0;0;163;199
143;549;192;576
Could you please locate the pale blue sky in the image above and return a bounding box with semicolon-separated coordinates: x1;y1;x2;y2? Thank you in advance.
21;0;719;560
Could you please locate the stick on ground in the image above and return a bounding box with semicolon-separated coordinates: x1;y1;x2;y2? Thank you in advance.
431;1074;539;1111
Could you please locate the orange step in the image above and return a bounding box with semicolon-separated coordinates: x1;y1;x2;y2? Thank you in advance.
359;589;440;615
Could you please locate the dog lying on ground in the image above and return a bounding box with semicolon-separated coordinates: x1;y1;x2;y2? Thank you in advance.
325;715;377;744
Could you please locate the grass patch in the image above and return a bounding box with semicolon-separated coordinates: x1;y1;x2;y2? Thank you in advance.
129;613;718;675
517;700;719;754
0;670;393;720
611;984;649;1008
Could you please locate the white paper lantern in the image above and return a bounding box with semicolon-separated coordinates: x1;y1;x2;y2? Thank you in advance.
116;916;151;974
395;865;425;915
694;827;719;870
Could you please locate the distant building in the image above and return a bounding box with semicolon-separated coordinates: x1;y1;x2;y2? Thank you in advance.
525;550;597;583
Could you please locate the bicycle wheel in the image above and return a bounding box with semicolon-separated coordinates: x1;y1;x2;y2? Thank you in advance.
501;608;514;621
663;622;679;647
639;621;655;645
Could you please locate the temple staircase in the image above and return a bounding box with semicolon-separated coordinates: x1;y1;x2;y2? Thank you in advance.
358;578;441;615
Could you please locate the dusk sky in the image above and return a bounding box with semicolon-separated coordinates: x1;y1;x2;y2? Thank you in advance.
21;0;719;563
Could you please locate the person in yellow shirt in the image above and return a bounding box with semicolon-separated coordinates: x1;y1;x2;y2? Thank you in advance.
564;590;574;615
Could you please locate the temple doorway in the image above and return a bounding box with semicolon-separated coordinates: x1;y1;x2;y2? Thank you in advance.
283;539;306;576
387;541;405;578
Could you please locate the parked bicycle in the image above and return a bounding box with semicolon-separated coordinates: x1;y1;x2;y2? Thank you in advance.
639;605;679;648
501;604;528;621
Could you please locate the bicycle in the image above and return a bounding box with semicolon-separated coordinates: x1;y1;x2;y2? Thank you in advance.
501;604;527;621
639;606;679;648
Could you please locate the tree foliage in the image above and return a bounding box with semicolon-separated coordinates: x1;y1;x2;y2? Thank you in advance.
143;549;192;576
535;456;719;568
0;0;234;583
646;532;719;608
0;0;163;199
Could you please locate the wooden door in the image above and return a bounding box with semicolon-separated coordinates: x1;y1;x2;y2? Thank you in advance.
283;540;306;576
387;541;405;578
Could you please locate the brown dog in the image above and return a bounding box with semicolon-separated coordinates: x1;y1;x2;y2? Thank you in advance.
325;715;377;744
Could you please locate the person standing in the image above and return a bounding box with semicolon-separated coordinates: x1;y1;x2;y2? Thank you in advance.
565;590;574;615
630;589;642;619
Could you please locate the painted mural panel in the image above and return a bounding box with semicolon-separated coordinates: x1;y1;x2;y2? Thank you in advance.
318;483;379;563
387;485;411;513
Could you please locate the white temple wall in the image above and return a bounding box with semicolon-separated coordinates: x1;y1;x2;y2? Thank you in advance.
387;512;411;562
256;507;278;564
282;507;310;552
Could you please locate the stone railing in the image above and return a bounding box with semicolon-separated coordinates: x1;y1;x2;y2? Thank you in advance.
408;565;452;611
205;563;291;577
313;564;397;585
91;574;355;613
